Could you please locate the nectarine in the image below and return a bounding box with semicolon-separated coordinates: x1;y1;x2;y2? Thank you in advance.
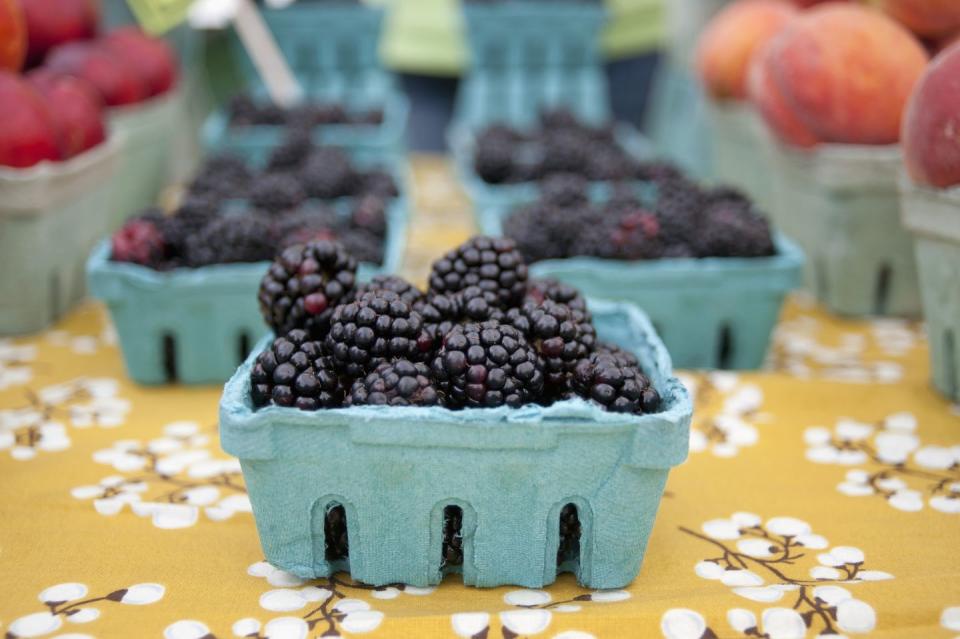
879;0;960;39
0;71;62;167
27;68;105;158
101;27;179;97
0;0;26;71
21;0;99;67
45;41;149;106
902;43;960;188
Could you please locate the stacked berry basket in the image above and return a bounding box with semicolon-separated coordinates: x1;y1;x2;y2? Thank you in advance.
221;236;691;589
87;143;407;385
479;165;804;369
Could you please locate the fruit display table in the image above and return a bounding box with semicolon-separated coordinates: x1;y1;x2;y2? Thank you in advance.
0;156;958;639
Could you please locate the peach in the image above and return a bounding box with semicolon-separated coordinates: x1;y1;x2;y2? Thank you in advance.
0;0;26;71
879;0;960;39
902;42;960;188
695;0;798;101
21;0;99;67
27;67;105;158
101;27;179;97
45;41;149;106
0;71;62;167
751;4;928;146
747;40;819;147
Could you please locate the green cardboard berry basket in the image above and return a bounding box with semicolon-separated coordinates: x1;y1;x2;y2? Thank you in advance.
769;141;920;317
107;89;182;228
201;91;409;167
219;299;691;589
86;197;408;385
456;0;610;129
899;179;960;401
482;203;804;369
704;98;776;214
448;122;654;216
0;138;121;335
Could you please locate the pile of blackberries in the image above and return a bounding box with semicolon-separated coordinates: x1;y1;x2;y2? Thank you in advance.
504;168;775;263
227;93;383;129
473;109;642;184
251;236;662;415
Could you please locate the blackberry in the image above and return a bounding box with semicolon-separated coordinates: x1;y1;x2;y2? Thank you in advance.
266;133;313;172
354;275;423;306
338;228;384;265
431;320;544;408
604;184;644;216
474;136;514;184
693;206;774;258
525;278;587;312
258;240;358;338
249;329;343;410
594;342;639;368
273;205;341;249
459;285;504;323
539;107;583;132
586;145;635;181
557;503;581;563
538;130;590;177
189;152;252;200
428;236;529;309
609;210;663;260
249;172;307;214
349;195;387;236
572;352;660;414
184;214;277;267
414;293;463;344
503;203;568;264
539;173;589;208
567;212;620;259
635;160;684;184
654;177;706;249
506;300;595;389
227;93;258;126
347;360;440;407
325;290;432;378
299;147;357;199
359;169;399;199
111;215;166;268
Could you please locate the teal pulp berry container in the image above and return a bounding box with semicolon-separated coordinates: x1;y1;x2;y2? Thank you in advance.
645;59;711;179
769;141;920;317
482;201;803;369
704;99;776;215
0;138;120;335
899;179;960;402
106;90;182;228
449;123;653;216
201;92;409;167
455;1;610;128
220;300;691;589
87;197;408;385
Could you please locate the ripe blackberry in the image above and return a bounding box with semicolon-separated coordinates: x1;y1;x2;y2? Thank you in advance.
586;145;635;181
111;215;166;268
273;205;340;249
189;153;252;200
459;285;504;322
432;320;544;408
325;290;432;378
249;329;343;410
338;228;384;265
572;352;660;414
359;169;399;199
503;203;568;264
347;360;440;407
474;136;515;184
539;130;589;176
539;172;589;208
557;503;581;563
184;214;277;267
594;342;639;367
506;300;596;389
414;293;463;344
227;93;258;126
428;236;528;309
349;195;387;235
654;177;705;249
266;133;313;172
525;278;587;312
354;275;423;306
635;160;684;185
299;147;357;199
693;206;774;258
258;240;358;338
249;172;307;214
567;213;620;259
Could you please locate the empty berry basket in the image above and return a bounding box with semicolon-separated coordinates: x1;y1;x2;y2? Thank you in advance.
770;141;920;317
220;300;691;589
0;139;120;335
86;198;408;385
899;179;960;402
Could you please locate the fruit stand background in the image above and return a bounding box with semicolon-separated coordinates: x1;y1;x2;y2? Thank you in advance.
1;157;959;639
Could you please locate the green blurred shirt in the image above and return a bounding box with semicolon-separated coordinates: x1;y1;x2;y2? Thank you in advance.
379;0;665;76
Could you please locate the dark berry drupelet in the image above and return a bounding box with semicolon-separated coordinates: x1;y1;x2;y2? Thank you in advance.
189;152;252;200
507;300;596;389
325;290;433;378
539;172;589;208
459;285;504;322
258;240;358;338
502;203;568;264
347;360;440;407
538;129;589;176
692;206;775;258
338;228;384;265
273;205;340;249
358;169;399;199
474;136;515;184
184;214;277;267
266;133;313;172
354;275;423;306
349;195;388;235
609;210;663;260
557;503;582;563
432;320;544;408
594;342;639;368
428;236;529;309
111;215;166;267
249;172;307;214
414;293;463;344
249;329;343;410
572;352;660;414
525;278;587;312
299;147;357;199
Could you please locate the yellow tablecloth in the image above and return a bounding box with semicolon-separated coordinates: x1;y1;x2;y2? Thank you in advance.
2;157;959;639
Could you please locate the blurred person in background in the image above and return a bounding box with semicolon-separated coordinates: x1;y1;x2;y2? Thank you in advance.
381;0;665;150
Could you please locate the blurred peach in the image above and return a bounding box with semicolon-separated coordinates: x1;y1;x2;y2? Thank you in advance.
902;42;960;188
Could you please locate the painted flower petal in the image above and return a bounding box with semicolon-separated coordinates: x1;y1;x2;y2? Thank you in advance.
121;583;165;605
810;566;841;580
500;609;551;636
660;609;706;639
732;586;784;603
795;533;829;549
762;607;806;639
836;599;876;633
837;482;874;497
737;538;775;558
694;561;724;580
451;612;489;638
232;618;261;637
830;546;864;564
334;599;370;613
371;587;399;600
264;616;309;639
884;411;916;431
504;589;551;606
857;570;893;581
66;608;100;624
266;569;305;587
889;490;924;512
588;590;630;603
39;583;88;603
247;561;273;577
299;586;331;602
259;589;306;612
702;518;740;540
930;496;960;514
812;586;852;606
730;512;762;528
941;606;960;631
727;608;756;633
720;569;764;587
803;427;831;446
9;612;62;637
340;610;384;634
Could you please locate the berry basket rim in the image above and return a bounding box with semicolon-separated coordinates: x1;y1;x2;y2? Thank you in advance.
219;299;692;468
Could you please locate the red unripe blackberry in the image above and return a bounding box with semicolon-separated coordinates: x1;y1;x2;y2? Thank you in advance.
428;236;529;309
250;329;343;411
347;360;440;407
258;240;357;339
111;216;166;268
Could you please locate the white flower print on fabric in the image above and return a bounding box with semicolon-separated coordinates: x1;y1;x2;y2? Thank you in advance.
6;582;163;638
0;339;35;389
942;606;960;634
680;513;892;636
71;421;250;529
451;588;631;637
0;378;130;460
679;372;770;458
805;412;960;513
